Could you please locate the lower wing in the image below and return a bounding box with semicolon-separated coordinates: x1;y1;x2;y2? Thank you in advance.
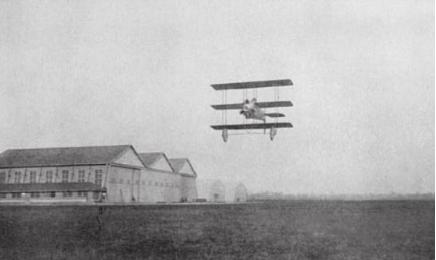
265;113;285;118
211;122;293;130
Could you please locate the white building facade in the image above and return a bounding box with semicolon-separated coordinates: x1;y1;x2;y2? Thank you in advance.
0;145;198;203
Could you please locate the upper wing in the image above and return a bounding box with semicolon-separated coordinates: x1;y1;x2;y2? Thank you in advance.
211;122;293;130
211;79;293;90
211;101;293;110
211;103;243;110
257;101;293;108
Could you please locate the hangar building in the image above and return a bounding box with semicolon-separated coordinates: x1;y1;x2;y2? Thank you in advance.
0;145;198;203
169;158;198;202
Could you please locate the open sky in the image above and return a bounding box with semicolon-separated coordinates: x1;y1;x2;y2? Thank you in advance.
0;0;434;194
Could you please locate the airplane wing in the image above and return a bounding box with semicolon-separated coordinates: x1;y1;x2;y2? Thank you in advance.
265;113;285;118
257;101;293;108
211;101;292;110
211;79;293;90
211;122;293;130
211;103;243;110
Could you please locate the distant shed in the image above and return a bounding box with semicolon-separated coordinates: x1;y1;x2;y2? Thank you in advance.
209;180;226;202
234;183;248;202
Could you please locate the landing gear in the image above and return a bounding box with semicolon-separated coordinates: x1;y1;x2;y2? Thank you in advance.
270;127;277;141
222;129;228;142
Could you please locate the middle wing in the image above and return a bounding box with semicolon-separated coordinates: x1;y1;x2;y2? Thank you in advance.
211;101;293;110
211;122;293;130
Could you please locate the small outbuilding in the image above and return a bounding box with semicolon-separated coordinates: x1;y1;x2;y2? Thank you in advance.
209;180;226;202
234;183;248;202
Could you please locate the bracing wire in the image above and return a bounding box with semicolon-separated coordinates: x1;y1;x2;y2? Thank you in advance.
274;87;279;123
242;89;247;128
221;90;225;125
224;90;227;125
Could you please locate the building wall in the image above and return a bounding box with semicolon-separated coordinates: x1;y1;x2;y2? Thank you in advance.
106;166;141;202
0;192;91;203
0;165;110;202
180;176;197;202
0;163;199;204
0;165;107;185
139;168;181;203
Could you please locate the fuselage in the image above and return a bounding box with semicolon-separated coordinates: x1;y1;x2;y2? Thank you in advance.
241;99;265;121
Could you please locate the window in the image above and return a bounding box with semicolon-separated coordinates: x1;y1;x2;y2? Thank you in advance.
30;171;37;183
93;192;100;200
0;172;5;184
50;192;56;198
0;193;6;198
95;170;103;185
63;191;72;198
62;170;69;183
78;170;86;183
14;171;21;183
78;191;87;197
30;192;40;198
12;193;21;198
46;171;53;183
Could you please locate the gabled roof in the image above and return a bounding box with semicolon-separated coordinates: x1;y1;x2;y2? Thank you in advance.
138;152;174;172
0;145;133;168
168;158;197;177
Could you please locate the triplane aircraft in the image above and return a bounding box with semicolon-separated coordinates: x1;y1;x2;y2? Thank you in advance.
210;79;294;142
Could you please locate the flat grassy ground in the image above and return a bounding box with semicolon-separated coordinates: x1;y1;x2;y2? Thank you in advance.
0;200;433;260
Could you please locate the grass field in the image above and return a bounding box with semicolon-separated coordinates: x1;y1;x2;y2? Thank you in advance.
0;200;433;259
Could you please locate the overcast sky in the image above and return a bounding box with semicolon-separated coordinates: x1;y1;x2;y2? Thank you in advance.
0;0;434;194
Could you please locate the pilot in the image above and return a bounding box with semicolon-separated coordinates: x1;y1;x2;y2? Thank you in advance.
240;98;257;118
240;99;250;115
246;98;257;112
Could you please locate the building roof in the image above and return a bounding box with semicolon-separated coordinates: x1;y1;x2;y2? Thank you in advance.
138;152;175;172
168;158;197;177
138;152;164;166
0;145;132;168
0;182;105;193
168;158;186;172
